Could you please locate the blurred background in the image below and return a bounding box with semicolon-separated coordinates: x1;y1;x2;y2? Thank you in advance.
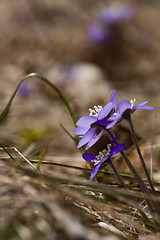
0;0;160;170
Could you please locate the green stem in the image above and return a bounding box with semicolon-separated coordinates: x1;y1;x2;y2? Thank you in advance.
0;73;77;127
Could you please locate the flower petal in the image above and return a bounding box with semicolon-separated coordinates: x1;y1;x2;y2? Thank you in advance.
118;100;131;114
90;162;102;180
133;105;155;111
110;135;119;147
110;89;118;110
73;127;88;135
98;119;110;125
76;116;97;128
97;102;113;120
110;144;125;156
133;101;148;107
77;127;97;148
105;119;120;129
82;153;96;162
85;130;103;150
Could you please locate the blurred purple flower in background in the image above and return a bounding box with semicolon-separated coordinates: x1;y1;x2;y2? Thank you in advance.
87;4;135;45
61;66;78;86
82;135;125;179
100;4;135;24
87;21;113;45
18;82;31;98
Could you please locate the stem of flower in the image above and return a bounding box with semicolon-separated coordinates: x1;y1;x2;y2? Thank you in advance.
106;128;150;194
108;159;128;189
126;114;157;195
106;128;160;217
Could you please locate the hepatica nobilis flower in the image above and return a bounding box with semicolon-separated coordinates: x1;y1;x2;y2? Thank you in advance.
73;90;117;150
82;136;125;180
110;98;155;123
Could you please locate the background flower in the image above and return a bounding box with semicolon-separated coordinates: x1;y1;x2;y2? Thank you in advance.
18;82;31;98
100;4;135;24
87;21;113;44
87;4;135;45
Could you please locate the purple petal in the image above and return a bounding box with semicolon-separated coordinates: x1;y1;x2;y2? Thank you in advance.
82;153;96;162
97;102;113;120
76;116;97;128
105;118;120;129
98;119;110;125
110;144;125;156
85;130;103;150
77;127;97;148
118;100;131;114
110;135;119;147
73;127;89;135
90;162;102;179
134;101;148;107
133;105;155;111
110;90;118;110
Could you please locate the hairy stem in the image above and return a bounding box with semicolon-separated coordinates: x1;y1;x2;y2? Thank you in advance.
126;114;156;195
108;159;128;189
106;128;160;217
106;129;149;194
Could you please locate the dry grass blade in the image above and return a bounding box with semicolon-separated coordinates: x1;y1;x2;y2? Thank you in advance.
0;147;36;169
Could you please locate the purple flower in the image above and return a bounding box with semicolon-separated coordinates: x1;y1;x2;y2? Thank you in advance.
101;98;155;128
87;21;113;44
74;90;117;150
82;136;125;179
100;4;135;24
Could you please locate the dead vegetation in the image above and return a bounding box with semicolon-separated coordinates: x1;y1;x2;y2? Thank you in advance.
1;0;160;239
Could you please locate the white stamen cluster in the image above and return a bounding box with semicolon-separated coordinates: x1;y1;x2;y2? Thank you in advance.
91;144;111;166
89;105;103;117
130;99;136;109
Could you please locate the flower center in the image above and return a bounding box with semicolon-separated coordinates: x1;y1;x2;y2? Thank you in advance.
89;105;102;117
91;144;111;165
130;99;136;109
